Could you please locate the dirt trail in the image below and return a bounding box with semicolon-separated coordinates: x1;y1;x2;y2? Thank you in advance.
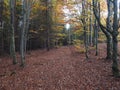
0;45;120;90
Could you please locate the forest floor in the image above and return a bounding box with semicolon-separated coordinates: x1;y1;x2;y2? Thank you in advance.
0;43;120;90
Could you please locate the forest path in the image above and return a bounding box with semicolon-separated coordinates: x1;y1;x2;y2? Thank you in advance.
0;44;120;90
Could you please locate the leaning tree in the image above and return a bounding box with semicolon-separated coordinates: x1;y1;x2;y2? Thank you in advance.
93;0;120;77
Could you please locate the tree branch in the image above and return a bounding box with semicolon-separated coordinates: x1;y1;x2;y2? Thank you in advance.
92;0;112;34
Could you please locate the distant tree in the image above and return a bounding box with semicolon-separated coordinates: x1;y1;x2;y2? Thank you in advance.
81;0;88;58
45;0;54;51
89;2;93;46
94;19;98;56
0;0;4;55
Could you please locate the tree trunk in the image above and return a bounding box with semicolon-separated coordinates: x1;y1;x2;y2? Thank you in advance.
84;26;88;59
92;0;112;59
111;0;119;77
82;0;88;59
10;0;17;64
95;23;98;56
112;35;119;76
0;0;4;55
24;7;31;53
46;0;50;51
89;4;93;46
20;23;25;66
20;0;33;66
20;0;26;67
106;35;112;59
68;28;71;45
106;0;113;59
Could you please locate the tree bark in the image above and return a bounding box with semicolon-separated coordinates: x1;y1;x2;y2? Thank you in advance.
82;0;88;59
106;0;113;59
10;0;17;64
106;35;112;59
112;35;119;76
20;0;33;66
46;0;52;51
20;0;26;66
111;0;119;77
94;19;98;56
89;3;93;46
92;0;112;59
0;0;4;55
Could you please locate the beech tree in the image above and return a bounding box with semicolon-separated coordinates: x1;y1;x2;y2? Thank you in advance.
10;0;17;64
111;0;119;77
106;0;113;59
93;0;120;77
81;0;89;58
89;2;93;46
46;0;51;51
20;0;35;66
93;0;112;59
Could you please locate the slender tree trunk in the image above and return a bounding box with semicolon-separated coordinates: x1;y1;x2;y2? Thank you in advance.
93;24;96;46
10;0;17;64
20;0;33;66
95;20;98;56
84;27;88;58
68;28;71;45
89;4;93;46
20;23;25;66
24;8;31;53
119;2;120;21
82;0;88;59
46;0;50;51
87;23;90;46
20;0;26;67
46;27;50;51
0;0;4;55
